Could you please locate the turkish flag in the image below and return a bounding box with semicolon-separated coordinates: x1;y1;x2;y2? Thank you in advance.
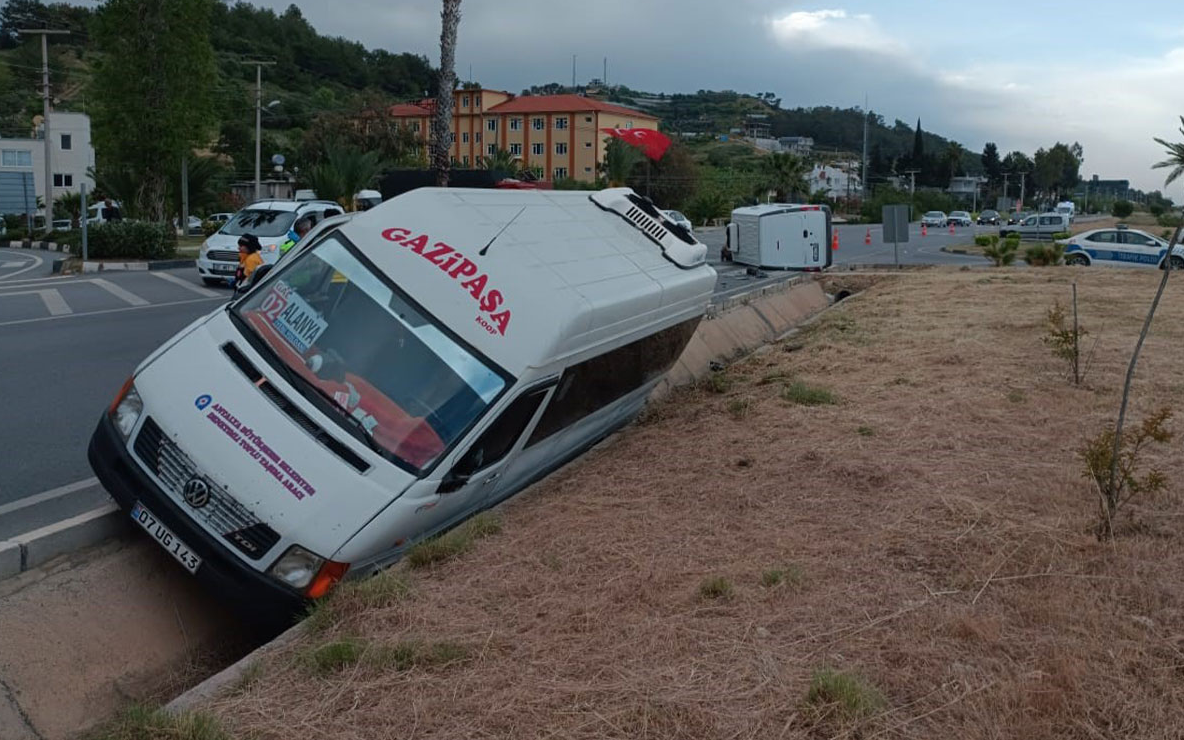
600;127;672;161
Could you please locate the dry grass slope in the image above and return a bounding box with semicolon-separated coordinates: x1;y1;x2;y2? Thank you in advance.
207;268;1184;739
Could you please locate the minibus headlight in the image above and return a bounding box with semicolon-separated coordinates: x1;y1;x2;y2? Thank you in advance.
268;545;322;589
109;379;142;442
267;545;350;597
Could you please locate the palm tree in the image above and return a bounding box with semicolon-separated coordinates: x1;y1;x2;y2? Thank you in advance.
1153;116;1184;186
944;142;966;180
480;148;518;176
55;191;83;228
302;146;385;211
762;152;809;202
601;138;643;187
430;0;462;187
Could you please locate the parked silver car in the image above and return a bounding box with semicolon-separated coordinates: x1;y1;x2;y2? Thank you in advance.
999;212;1070;240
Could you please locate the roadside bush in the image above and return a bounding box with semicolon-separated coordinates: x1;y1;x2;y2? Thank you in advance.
983;236;1017;267
83;221;177;260
1024;242;1064;266
1051;231;1071;241
1112;200;1134;218
6;227;26;241
201;219;221;237
1157;213;1183;228
53;229;83;249
1150;202;1166;217
974;234;994;247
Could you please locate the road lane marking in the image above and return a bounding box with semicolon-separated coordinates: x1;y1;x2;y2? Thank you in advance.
0;295;220;327
38;288;71;315
0;477;100;516
151;270;220;298
90;277;149;306
0;252;43;281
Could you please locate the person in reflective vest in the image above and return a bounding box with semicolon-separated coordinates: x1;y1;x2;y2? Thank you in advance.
279;216;314;257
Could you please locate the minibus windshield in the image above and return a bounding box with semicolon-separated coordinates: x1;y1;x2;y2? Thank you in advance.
220;209;298;238
231;233;508;474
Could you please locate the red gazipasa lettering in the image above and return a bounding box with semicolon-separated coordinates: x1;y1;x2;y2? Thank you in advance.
381;228;512;335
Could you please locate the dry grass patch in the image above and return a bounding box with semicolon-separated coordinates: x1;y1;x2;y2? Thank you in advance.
87;706;231;740
205;268;1184;739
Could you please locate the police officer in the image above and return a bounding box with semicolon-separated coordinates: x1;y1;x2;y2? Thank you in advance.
279;215;314;258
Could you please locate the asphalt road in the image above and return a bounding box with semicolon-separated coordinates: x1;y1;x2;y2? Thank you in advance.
0;249;229;535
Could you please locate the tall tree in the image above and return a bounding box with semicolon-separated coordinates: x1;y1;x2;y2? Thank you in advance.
430;0;461;186
912;118;924;165
1152;116;1184;187
91;0;217;221
762;152;810;202
1033;143;1081;201
943;141;965;180
1002;150;1033;174
981;142;1002;187
601;138;643;187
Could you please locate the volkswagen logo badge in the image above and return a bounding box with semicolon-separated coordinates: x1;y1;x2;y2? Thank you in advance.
182;477;210;509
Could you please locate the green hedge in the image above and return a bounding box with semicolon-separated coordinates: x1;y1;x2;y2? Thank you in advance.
69;221;177;259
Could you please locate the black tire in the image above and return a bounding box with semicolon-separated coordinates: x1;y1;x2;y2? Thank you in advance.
1168;256;1184;270
1065;254;1089;266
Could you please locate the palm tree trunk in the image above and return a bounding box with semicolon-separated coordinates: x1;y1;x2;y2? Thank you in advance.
431;0;462;187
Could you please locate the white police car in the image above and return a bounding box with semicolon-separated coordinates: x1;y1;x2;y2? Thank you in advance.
1060;226;1184;269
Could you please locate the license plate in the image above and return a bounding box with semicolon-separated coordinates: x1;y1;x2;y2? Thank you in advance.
130;502;202;574
211;263;235;274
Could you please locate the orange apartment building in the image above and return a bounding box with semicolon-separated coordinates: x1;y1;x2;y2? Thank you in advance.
388;90;659;183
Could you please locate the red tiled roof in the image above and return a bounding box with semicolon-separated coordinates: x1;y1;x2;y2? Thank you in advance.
487;94;658;119
388;103;431;117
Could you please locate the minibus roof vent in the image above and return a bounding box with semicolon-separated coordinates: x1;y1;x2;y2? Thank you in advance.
589;188;708;269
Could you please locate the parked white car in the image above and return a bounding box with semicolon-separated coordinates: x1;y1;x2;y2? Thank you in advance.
921;211;948;228
1060;226;1184;269
999;212;1070;240
948;210;973;227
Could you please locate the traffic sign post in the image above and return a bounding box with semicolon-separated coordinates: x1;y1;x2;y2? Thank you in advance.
882;204;910;266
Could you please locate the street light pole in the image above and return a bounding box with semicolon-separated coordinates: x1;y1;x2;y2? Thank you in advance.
246;60;276;203
20;28;69;235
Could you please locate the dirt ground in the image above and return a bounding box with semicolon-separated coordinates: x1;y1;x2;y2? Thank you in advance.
200;268;1184;739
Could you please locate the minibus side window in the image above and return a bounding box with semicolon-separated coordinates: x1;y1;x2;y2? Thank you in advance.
525;318;700;447
451;387;549;476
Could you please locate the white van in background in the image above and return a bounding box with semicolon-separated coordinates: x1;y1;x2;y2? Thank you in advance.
1056;201;1076;223
89;187;715;620
724;203;832;270
197;200;344;286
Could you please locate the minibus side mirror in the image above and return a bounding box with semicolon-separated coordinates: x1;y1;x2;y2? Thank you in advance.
251;264;274;285
437;469;471;494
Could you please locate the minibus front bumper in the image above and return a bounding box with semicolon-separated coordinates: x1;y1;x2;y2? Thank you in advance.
87;414;306;621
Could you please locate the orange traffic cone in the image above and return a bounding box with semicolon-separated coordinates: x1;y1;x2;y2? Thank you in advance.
831;230;839;251
921;224;928;237
949;222;955;235
864;228;871;245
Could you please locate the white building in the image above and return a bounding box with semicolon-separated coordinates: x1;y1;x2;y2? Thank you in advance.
809;163;862;200
0;111;95;216
778;136;814;156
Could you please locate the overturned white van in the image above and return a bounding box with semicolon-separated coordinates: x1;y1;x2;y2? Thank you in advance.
724;203;832;270
89;188;716;619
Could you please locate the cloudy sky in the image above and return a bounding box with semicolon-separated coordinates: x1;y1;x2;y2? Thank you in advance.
254;1;1179;194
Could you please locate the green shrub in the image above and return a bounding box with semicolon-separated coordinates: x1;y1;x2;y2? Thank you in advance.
973;234;993;247
303;638;364;675
983;237;1017;266
1157;213;1183;228
699;576;733;600
1150;203;1166;217
1024;242;1064;266
806;668;885;719
781;381;837;406
53;228;83;249
82;221;177;260
1050;231;1071;241
201;220;222;237
6;227;27;241
92;705;232;740
406;513;501;569
1112;200;1134;218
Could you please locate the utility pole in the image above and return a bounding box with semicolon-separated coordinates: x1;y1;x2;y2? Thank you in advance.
571;54;576;90
904;169;920;220
861;94;869;202
1002;172;1010;204
20;28;69;235
1019;171;1027;211
181;156;189;240
246;60;276;203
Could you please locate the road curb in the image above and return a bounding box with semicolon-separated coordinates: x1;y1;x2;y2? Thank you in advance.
1;503;128;576
2;239;67;252
80;258;195;272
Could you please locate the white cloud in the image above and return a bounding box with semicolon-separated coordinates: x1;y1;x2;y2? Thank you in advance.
766;9;906;57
